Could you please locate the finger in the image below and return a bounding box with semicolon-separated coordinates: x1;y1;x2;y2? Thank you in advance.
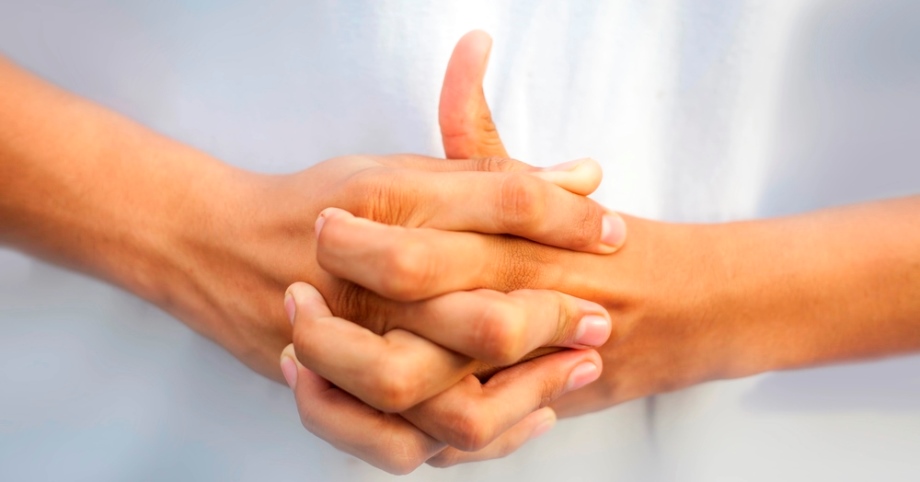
388;288;612;367
402;348;602;452
426;407;556;468
287;282;478;413
439;30;509;159
332;166;624;255
316;208;534;301
280;345;446;475
415;166;614;247
436;31;601;194
378;155;603;196
316;208;622;302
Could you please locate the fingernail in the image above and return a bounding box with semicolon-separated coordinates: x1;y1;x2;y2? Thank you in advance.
529;410;557;440
280;356;298;389
600;213;627;250
314;212;327;238
545;158;590;172
565;362;600;392
574;315;611;347
284;291;296;324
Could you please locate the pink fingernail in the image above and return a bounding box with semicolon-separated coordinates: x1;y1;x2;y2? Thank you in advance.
565;362;600;392
314;213;327;238
280;356;298;389
545;158;590;172
601;213;627;249
574;315;611;347
284;292;296;324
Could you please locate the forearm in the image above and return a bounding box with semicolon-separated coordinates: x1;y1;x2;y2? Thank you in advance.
0;57;238;304
712;196;920;376
547;197;920;416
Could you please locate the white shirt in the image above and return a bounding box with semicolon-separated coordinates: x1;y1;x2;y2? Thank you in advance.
1;1;919;480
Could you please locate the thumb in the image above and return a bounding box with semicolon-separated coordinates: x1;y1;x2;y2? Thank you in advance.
439;30;508;159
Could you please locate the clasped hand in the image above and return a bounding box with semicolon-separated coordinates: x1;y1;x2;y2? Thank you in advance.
276;32;627;473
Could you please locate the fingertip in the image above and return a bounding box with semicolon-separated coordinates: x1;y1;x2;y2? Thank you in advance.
281;343;297;361
563;296;611;348
464;29;493;43
528;407;557;440
281;358;298;390
531;158;603;195
599;212;627;252
316;207;355;240
317;207;355;227
564;359;601;393
286;281;318;301
545;158;591;173
585;348;603;370
284;291;296;325
280;345;298;390
317;207;371;244
573;315;612;348
460;30;493;56
286;282;332;320
573;297;609;319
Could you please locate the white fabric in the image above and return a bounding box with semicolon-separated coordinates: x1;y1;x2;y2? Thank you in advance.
1;1;919;480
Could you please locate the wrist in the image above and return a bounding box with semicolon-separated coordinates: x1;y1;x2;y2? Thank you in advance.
134;159;312;379
114;145;247;308
587;218;753;394
625;219;803;382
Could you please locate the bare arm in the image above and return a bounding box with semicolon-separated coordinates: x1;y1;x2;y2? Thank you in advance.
0;56;235;303
553;197;920;414
0;51;634;472
314;31;920;421
0;54;623;380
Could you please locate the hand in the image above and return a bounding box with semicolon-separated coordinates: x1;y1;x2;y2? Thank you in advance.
280;280;607;474
0;34;627;384
165;148;624;381
292;33;712;425
276;32;621;473
399;30;920;420
422;30;733;413
424;32;742;416
163;29;625;381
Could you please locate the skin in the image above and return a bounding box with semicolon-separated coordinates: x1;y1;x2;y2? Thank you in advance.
2;27;919;473
0;33;633;473
284;30;920;471
0;52;626;382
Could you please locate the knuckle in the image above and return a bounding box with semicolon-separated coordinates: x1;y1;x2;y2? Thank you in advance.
382;462;417;476
491;439;521;460
328;282;386;333
509;288;574;344
297;409;317;434
300;411;316;433
498;173;546;233
378;239;433;301
475;300;528;366
475;156;522;173
492;237;546;291
444;402;493;451
548;290;577;343
569;200;604;249
477;109;498;133
425;451;458;468
538;373;563;408
344;168;414;225
367;356;421;412
383;460;420;476
380;440;425;475
291;318;319;361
